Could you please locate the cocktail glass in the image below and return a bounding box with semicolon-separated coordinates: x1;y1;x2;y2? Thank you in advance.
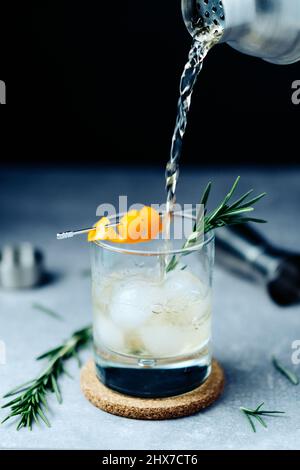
90;213;214;397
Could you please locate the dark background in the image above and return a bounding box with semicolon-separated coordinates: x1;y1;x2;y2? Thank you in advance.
2;0;299;166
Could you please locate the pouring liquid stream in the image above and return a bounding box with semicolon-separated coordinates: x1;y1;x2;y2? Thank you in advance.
163;22;224;271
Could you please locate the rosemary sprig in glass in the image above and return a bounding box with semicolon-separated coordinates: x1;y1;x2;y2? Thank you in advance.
166;176;266;272
1;326;92;430
240;402;285;433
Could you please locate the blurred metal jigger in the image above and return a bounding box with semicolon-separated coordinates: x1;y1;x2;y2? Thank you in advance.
215;225;300;307
0;243;44;289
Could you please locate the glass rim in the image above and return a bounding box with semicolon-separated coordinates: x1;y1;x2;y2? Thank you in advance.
92;212;215;256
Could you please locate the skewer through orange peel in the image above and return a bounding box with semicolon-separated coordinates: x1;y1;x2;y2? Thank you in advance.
88;206;162;243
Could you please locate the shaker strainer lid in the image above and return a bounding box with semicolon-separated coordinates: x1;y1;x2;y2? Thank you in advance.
196;0;225;29
182;0;226;37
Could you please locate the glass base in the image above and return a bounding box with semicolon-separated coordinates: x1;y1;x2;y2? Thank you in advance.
94;345;211;398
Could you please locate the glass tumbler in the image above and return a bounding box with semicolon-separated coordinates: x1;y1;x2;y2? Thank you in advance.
90;213;214;398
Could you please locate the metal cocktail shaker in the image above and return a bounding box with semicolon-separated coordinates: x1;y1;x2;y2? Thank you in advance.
215;224;300;306
182;0;300;64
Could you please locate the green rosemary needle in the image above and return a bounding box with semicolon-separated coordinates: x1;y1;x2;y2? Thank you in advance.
166;177;266;272
1;326;92;430
32;303;63;321
272;356;299;385
240;402;285;433
80;268;91;278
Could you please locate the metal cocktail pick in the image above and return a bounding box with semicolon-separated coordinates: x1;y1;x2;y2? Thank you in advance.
57;223;119;240
57;214;157;240
56;210;181;240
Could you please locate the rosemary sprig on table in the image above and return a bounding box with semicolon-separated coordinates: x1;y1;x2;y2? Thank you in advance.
166;177;266;272
240;402;285;433
1;326;92;430
272;356;299;385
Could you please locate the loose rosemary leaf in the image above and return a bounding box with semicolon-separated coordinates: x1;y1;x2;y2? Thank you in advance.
272;356;299;385
32;303;63;321
1;326;92;430
240;403;285;433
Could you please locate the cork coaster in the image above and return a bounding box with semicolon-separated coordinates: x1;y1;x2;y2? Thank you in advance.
80;359;225;420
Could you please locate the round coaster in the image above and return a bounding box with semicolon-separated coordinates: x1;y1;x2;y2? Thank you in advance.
80;359;225;420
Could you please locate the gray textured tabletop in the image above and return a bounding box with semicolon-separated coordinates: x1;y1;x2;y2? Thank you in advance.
0;166;299;450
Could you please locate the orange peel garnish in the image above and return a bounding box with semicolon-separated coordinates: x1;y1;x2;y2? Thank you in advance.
87;217;119;243
117;210;141;241
88;206;162;243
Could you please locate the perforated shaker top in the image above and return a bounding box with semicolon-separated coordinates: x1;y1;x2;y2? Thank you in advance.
195;0;226;30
